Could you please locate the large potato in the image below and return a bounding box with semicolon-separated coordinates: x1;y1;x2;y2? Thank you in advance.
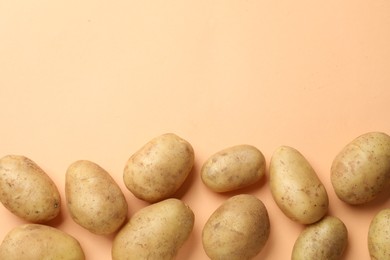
0;224;85;260
331;132;390;205
269;146;328;224
0;155;61;223
292;216;348;260
65;160;128;235
202;194;270;260
201;145;266;192
112;198;194;260
123;133;194;202
368;208;390;260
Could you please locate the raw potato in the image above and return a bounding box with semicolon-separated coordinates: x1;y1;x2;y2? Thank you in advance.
292;216;348;260
202;194;270;260
331;132;390;205
0;155;61;223
112;198;194;260
269;146;328;224
0;224;85;260
368;208;390;260
123;133;194;202
201;145;266;192
66;160;128;235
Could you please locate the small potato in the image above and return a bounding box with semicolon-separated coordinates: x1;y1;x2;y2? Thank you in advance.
0;224;85;260
292;216;348;260
0;155;61;223
331;132;390;205
269;146;328;224
368;208;390;260
66;160;128;235
112;198;194;260
202;194;270;260
123;133;194;203
201;145;266;192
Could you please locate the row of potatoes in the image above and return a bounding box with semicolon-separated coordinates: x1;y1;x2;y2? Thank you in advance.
0;132;389;259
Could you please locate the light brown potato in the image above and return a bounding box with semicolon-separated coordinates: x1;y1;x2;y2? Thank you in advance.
65;160;128;235
0;224;85;260
292;216;348;260
201;145;266;192
123;133;194;203
269;146;328;224
368;208;390;260
0;155;61;223
331;132;390;205
202;194;270;260
112;198;194;260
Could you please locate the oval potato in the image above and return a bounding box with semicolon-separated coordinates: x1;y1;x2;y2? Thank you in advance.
269;146;328;224
0;224;85;260
123;133;194;203
331;132;390;205
65;160;128;235
201;145;266;192
368;208;390;260
292;216;348;260
112;198;194;260
202;194;270;260
0;155;61;223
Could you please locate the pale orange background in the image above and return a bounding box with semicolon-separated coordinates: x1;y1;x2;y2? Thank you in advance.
1;1;389;259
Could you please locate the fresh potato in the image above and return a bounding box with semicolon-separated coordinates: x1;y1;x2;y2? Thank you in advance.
368;208;390;260
331;132;390;205
202;194;270;260
269;146;328;224
292;216;348;260
0;155;61;223
123;133;194;203
112;198;194;260
0;224;85;260
65;160;128;235
201;145;266;192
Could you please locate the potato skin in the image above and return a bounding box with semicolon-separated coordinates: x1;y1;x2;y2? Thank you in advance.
269;146;328;224
112;198;194;260
0;155;61;223
292;216;348;260
65;160;128;235
202;194;270;260
368;208;390;260
331;132;390;205
123;133;194;203
0;224;85;260
201;145;266;192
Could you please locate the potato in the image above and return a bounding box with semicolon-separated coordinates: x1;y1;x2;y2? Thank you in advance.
0;155;61;223
292;216;348;260
269;146;328;224
112;198;194;260
202;194;270;260
123;133;194;203
0;224;85;260
201;145;266;192
368;208;390;260
331;132;390;205
65;160;128;235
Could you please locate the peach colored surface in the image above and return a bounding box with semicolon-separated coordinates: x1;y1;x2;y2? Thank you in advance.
1;1;389;259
